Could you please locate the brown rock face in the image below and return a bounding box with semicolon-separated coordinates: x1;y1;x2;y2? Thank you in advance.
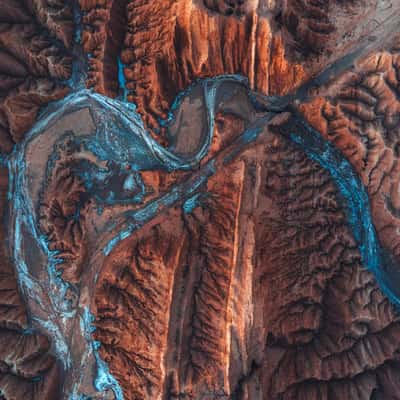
3;0;400;399
0;168;62;400
0;0;73;153
280;0;378;55
299;38;400;283
94;160;247;399
0;3;72;395
80;0;128;97
91;124;400;399
255;128;400;400
79;0;387;136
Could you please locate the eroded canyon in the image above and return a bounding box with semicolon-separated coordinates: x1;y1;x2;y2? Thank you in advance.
1;1;400;399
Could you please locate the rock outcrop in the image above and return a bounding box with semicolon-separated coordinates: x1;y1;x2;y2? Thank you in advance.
0;0;73;153
2;0;400;399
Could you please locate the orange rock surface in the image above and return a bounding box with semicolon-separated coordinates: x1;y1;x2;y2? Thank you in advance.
2;0;400;399
0;0;73;153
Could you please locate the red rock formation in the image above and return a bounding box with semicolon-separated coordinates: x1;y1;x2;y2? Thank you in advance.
3;0;400;399
80;0;383;138
0;2;72;398
85;13;400;394
39;155;89;284
79;0;304;132
299;36;400;279
91;118;400;398
0;168;62;400
93;159;248;399
254;131;400;399
0;0;73;153
80;0;128;97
